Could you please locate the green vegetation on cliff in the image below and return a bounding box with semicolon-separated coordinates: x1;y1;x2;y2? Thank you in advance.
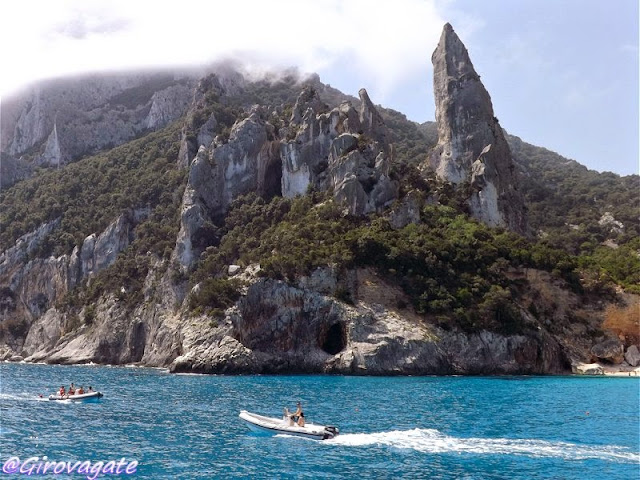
1;76;637;329
0;123;186;257
506;134;639;292
190;192;583;333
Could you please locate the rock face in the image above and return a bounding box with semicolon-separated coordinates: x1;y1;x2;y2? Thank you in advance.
173;109;281;269
0;72;195;188
281;87;398;215
428;23;527;234
0;213;138;351
169;274;568;375
591;338;624;364
624;345;640;367
173;85;398;270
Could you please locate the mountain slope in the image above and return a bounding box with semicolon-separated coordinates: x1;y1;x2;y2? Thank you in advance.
0;28;637;373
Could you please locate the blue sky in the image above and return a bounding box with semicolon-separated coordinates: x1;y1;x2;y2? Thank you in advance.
1;0;637;175
326;0;639;176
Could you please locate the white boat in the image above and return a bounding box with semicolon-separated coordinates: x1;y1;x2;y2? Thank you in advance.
48;391;103;402
239;410;339;440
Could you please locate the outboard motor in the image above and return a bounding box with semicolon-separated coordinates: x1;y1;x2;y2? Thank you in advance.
323;426;339;439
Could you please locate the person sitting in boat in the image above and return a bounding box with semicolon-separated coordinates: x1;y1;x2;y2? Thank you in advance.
88;386;94;392
68;383;75;395
59;386;66;397
297;412;305;427
77;386;84;395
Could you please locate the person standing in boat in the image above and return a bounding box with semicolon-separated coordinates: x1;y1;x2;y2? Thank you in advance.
292;402;304;423
68;383;75;395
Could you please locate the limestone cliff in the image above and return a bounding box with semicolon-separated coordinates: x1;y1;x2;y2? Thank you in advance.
1;52;634;376
0;213;139;352
173;82;397;270
281;87;397;215
6;256;571;375
428;23;528;234
0;71;195;188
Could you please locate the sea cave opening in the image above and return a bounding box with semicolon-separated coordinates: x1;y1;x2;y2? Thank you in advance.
321;323;346;355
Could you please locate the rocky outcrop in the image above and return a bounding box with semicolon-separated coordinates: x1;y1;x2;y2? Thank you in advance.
591;338;624;364
572;363;605;375
389;191;422;229
176;71;247;168
0;219;60;275
145;83;193;130
40;122;63;167
77;213;135;279
281;87;398;215
427;23;527;234
624;345;640;367
280;89;345;197
173;110;281;269
0;212;138;351
209;109;282;214
172;147;214;269
21;256;184;366
598;212;624;234
170;272;569;375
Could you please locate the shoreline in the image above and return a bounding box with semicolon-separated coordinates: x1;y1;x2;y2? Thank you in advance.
2;359;639;377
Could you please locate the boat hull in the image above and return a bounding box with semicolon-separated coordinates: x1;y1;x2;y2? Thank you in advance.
48;392;103;402
239;410;338;440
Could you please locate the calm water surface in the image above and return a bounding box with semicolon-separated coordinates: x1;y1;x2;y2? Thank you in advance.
1;363;638;479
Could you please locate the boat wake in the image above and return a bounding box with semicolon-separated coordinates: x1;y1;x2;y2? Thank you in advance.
325;428;639;463
0;392;47;402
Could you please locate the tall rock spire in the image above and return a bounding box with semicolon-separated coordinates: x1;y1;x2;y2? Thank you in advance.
428;23;528;235
41;120;63;167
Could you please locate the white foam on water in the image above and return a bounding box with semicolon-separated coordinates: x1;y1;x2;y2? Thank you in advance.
0;392;46;402
325;428;639;463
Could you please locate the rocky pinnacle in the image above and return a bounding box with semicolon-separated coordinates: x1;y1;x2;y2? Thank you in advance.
429;23;528;235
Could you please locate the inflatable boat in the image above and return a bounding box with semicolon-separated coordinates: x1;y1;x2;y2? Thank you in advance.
239;410;339;440
48;391;103;402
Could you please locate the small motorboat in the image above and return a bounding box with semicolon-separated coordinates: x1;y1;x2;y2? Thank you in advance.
239;410;339;440
48;391;103;402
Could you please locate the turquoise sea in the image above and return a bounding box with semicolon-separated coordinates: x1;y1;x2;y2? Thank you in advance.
0;363;638;479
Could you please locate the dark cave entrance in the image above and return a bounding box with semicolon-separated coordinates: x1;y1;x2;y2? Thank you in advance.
320;323;347;355
262;157;282;200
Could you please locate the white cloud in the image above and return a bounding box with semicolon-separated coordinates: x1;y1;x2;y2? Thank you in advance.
0;0;446;97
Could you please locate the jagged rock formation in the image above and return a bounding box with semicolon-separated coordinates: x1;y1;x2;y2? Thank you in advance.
173;85;397;269
428;23;527;234
1;57;634;376
0;213;139;352
281;87;397;215
173;109;281;269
